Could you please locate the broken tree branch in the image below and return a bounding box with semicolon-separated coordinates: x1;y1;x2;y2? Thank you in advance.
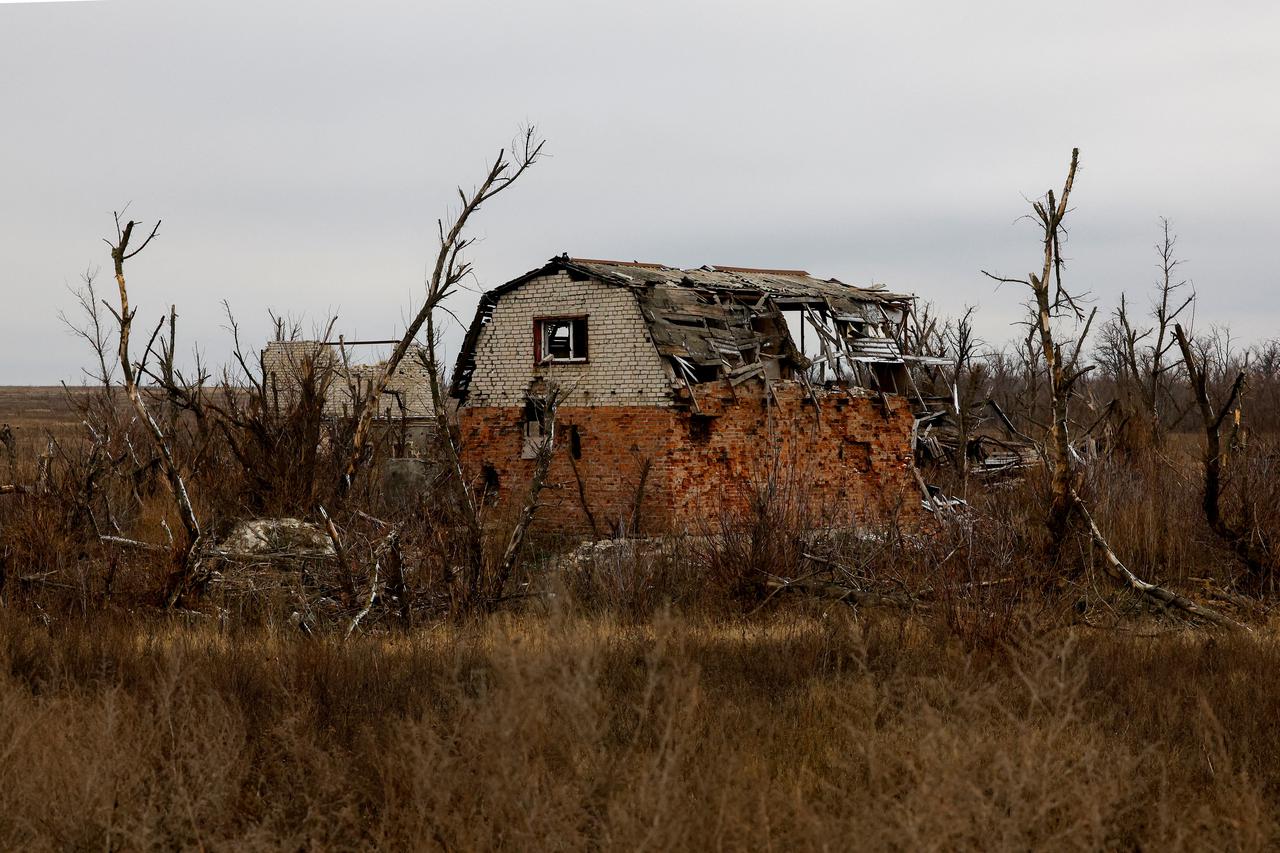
1071;491;1241;629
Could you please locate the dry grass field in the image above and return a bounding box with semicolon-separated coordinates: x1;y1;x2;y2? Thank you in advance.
0;386;89;477
0;386;94;432
2;607;1279;850
3;385;1280;850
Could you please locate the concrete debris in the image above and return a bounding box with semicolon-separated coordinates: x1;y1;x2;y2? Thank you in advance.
216;518;336;560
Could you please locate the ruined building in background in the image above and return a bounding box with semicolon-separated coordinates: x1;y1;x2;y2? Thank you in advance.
450;256;936;534
262;339;438;450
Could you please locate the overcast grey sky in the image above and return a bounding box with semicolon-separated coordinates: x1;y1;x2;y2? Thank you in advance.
3;0;1278;384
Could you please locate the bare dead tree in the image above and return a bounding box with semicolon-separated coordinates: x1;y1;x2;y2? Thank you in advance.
337;127;545;503
103;214;205;606
984;150;1237;628
904;299;943;363
60;268;117;388
0;424;15;487
983;148;1094;544
627;453;653;535
1104;219;1195;443
1148;220;1195;415
319;127;547;613
488;382;570;602
1103;293;1148;392
944;306;983;491
1174;323;1273;587
566;434;602;538
380;526;410;625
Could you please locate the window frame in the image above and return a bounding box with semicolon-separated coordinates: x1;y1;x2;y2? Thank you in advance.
533;315;589;365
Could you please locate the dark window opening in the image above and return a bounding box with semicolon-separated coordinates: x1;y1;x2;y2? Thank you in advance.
569;424;582;459
836;318;869;342
536;317;588;363
869;362;908;394
689;414;714;443
481;463;501;501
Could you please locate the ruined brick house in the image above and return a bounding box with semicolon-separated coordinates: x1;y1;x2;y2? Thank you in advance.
450;256;934;534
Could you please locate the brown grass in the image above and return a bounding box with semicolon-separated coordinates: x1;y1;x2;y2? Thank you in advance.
0;609;1278;850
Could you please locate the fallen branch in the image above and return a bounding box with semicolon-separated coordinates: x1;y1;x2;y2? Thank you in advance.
1071;490;1242;630
345;550;381;639
318;505;358;605
914;576;1015;599
100;534;167;553
765;576;925;611
801;551;878;587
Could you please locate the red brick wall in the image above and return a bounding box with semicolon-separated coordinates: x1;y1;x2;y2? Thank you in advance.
457;382;924;535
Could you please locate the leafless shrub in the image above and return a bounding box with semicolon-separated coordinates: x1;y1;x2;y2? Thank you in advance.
556;538;712;619
694;448;829;602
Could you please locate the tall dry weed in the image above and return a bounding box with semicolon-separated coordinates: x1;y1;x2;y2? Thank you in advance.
0;611;1275;850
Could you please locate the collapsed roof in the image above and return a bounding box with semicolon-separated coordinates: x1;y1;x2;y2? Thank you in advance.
451;255;922;400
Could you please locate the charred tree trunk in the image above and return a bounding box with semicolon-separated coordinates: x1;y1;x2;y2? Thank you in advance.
1174;324;1273;587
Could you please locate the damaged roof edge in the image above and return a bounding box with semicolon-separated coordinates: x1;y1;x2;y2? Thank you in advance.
449;254;918;401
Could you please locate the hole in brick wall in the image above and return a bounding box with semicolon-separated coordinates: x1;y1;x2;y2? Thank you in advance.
521;399;553;459
569;425;582;459
481;463;500;502
841;440;872;469
688;414;715;443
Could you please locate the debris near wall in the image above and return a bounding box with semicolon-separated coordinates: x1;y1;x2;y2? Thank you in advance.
912;398;1042;478
195;513;409;634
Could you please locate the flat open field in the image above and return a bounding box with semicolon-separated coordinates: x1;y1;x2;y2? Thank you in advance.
0;387;96;480
0;385;87;427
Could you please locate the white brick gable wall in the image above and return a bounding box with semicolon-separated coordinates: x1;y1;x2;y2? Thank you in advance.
463;272;674;407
